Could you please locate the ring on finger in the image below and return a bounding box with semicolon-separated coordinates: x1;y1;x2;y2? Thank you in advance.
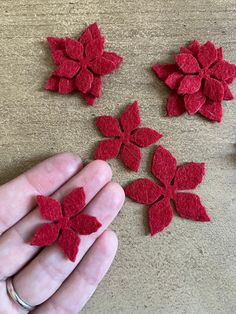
6;277;36;312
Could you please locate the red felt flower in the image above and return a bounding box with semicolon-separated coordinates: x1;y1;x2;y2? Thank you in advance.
31;187;101;262
153;40;236;122
45;23;123;106
125;145;210;235
94;101;162;171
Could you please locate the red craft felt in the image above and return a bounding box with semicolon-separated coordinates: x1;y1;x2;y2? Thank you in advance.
45;23;123;106
152;39;236;122
94;101;162;171
31;187;102;262
125;145;210;236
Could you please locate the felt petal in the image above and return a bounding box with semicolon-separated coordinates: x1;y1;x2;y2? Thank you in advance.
59;78;75;94
174;162;205;190
79;28;93;45
204;78;224;102
179;47;192;54
131;128;162;147
124;179;161;204
79;92;97;106
178;75;202;94
85;38;104;60
88;22;102;39
152;64;178;81
89;57;117;75
75;68;94;93
198;99;222;122
187;40;201;57
65;38;83;60
44;75;59;91
96;116;122;137
184;90;206;115
94;139;122;160
103;52;123;68
217;47;223;61
222;81;234;100
167;93;186;116
71;213;102;235
148;198;173;235
31;223;60;246
58;228;80;262
47;37;65;51
36;195;63;220
63;187;86;217
197;41;217;68
90;76;102;97
120;143;141;172
120;101;140;132
165;72;183;90
210;61;236;81
174;192;210;222
175;53;200;73
152;145;177;185
53;60;80;78
51;49;67;65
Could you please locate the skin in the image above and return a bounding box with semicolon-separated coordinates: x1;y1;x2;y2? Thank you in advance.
0;153;125;314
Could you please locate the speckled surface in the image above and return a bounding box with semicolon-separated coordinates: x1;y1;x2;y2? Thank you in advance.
0;0;236;313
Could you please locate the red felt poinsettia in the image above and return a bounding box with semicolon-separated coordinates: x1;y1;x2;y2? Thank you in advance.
153;40;236;122
45;22;123;106
125;145;210;235
31;187;101;262
94;101;162;171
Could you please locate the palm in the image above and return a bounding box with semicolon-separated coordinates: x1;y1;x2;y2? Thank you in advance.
0;153;124;314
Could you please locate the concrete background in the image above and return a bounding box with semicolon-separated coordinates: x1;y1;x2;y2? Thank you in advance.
0;0;236;313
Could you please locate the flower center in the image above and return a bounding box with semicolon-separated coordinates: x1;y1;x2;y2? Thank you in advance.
161;184;176;199
80;56;90;68
59;216;70;229
119;131;131;145
199;68;210;78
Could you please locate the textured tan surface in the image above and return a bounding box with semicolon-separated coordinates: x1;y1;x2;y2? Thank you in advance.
0;0;236;313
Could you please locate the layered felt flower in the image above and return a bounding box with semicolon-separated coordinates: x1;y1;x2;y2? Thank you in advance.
125;145;210;235
31;187;101;262
45;22;123;106
94;101;162;171
153;40;236;122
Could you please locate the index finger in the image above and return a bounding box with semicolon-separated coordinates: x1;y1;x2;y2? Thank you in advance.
0;153;82;235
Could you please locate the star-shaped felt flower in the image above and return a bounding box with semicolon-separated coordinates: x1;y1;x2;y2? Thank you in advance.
45;22;123;106
31;187;101;262
153;40;236;122
94;101;162;171
125;145;210;235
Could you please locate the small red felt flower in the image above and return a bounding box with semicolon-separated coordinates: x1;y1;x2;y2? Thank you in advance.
94;101;162;171
31;187;101;262
45;23;123;106
153;40;236;122
125;145;210;235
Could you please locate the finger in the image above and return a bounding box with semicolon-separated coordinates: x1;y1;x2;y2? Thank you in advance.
13;182;124;306
0;152;82;235
0;160;112;280
33;230;118;314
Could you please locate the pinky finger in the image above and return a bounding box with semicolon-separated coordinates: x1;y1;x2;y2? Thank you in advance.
33;230;118;314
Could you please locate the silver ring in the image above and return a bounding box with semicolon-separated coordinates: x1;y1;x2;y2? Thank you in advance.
6;277;36;312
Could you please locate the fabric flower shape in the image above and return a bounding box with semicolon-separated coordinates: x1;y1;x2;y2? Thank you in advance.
125;145;210;235
31;187;101;262
45;22;123;106
153;40;236;122
94;101;162;171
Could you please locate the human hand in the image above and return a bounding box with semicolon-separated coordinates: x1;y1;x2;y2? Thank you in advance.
0;153;124;314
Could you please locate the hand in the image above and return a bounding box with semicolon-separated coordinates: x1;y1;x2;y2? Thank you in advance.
0;153;124;314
